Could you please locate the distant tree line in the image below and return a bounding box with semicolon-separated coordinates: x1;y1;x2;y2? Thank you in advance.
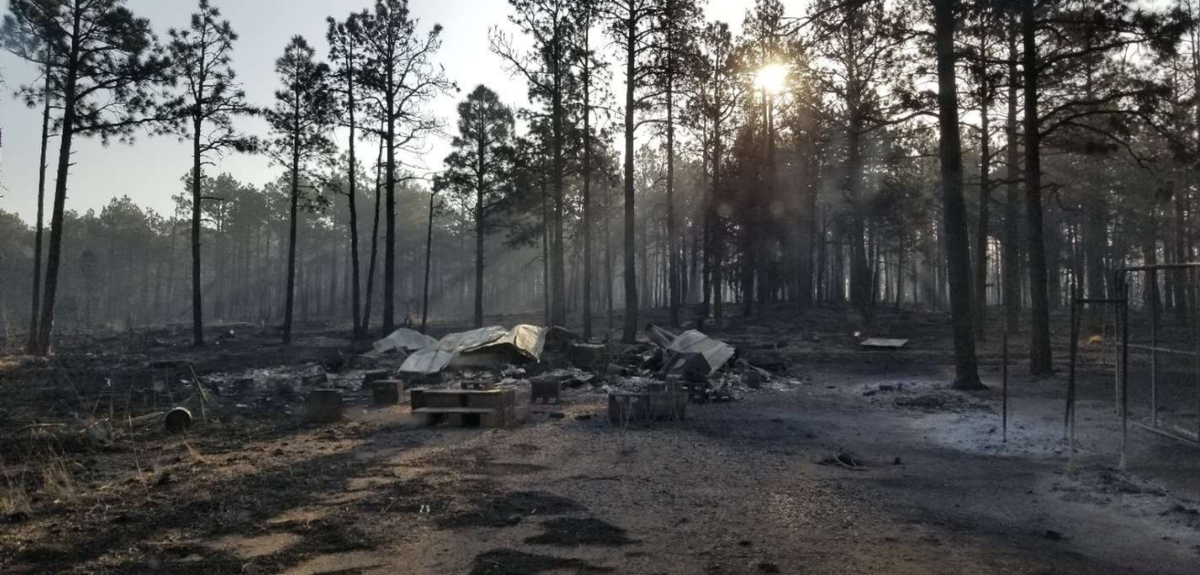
2;0;1199;390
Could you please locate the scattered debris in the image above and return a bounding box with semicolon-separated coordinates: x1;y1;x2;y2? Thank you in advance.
608;390;687;424
543;326;581;353
567;342;608;369
818;451;865;470
646;324;736;378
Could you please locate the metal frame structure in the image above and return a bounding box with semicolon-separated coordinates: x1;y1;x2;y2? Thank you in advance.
1068;263;1200;470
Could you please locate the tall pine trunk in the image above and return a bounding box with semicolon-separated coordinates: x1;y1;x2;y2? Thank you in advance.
934;0;983;389
383;79;397;332
474;171;485;328
550;23;567;327
1022;0;1053;374
421;192;435;333
191;114;205;347
974;48;991;340
1003;17;1022;334
36;20;82;356
346;48;362;338
582;24;594;339
27;64;52;353
621;12;639;343
363;131;384;334
665;10;679;327
283;143;300;344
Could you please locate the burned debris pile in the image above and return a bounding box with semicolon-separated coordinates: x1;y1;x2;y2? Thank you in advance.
0;321;804;451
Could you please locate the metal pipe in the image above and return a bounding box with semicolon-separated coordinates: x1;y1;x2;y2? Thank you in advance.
1185;268;1195;441
1121;281;1130;471
1002;330;1008;444
1126;343;1200;357
1128;419;1200;447
1070;301;1080;446
1067;300;1080;471
1114;305;1121;414
1151;270;1158;429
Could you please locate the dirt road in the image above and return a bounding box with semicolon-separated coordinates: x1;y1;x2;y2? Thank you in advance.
6;362;1198;574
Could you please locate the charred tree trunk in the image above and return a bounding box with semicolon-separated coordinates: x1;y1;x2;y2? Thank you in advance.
35;21;82;356
934;0;983;389
666;45;679;327
582;23;595;339
346;48;363;339
362;131;384;334
1002;18;1022;334
26;64;52;354
550;23;567;327
1022;0;1053;374
283;141;300;344
421;192;435;333
621;12;639;343
974;52;991;340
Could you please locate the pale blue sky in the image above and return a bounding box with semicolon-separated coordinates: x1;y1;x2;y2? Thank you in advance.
0;0;794;223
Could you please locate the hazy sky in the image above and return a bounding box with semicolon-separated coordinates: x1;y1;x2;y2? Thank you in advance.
0;0;797;223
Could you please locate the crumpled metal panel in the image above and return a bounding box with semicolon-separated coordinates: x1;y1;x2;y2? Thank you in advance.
399;325;546;374
399;348;457;375
665;330;735;376
373;328;438;354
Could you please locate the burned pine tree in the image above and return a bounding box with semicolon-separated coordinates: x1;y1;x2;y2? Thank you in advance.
357;0;454;333
264;36;336;344
326;11;367;339
1;0;173;356
0;6;57;354
489;0;578;328
167;0;256;348
433;85;518;329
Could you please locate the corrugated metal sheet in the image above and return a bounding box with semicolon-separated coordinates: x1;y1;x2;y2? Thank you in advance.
399;325;546;374
666;330;735;376
373;328;438;354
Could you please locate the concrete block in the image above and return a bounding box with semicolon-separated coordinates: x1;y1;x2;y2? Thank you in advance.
531;380;562;404
423;391;468;409
301;373;329;387
607;391;686;424
370;379;403;405
307;389;344;423
481;407;515;428
465;390;512;410
362;370;390;386
568;342;608;368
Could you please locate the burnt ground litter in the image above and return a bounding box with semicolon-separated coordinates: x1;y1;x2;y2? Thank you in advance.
1;306;1199;574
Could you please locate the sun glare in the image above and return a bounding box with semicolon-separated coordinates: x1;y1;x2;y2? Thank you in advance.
755;63;788;94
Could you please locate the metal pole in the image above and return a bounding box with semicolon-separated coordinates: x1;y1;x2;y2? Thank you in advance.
1185;268;1195;441
1114;305;1121;414
1120;275;1130;471
420;192;436;334
1067;300;1080;471
1151;270;1158;428
1002;330;1009;444
1070;301;1080;441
